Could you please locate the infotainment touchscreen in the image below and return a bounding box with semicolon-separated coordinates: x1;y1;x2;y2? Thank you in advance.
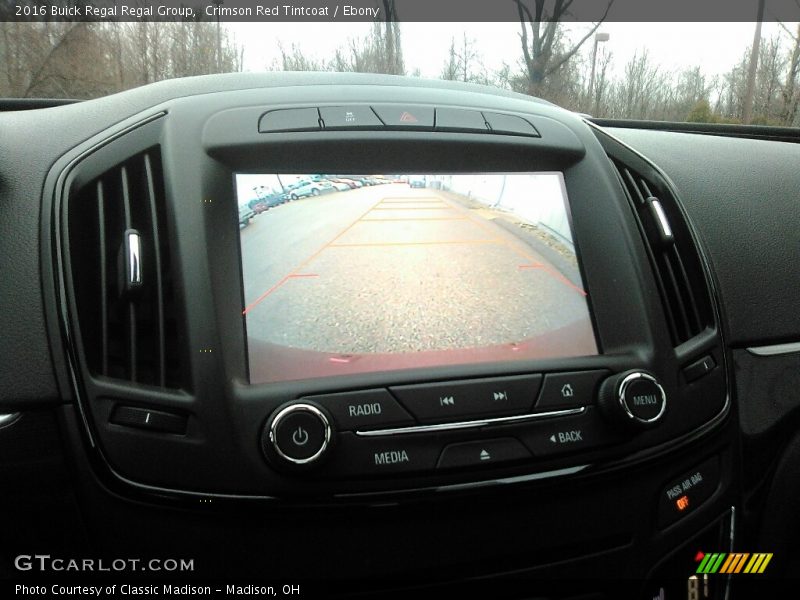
236;173;598;384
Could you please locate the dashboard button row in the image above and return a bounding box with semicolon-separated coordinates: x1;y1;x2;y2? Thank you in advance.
318;105;383;129
536;370;607;410
389;374;543;424
492;407;620;458
258;107;321;132
373;105;435;128
325;407;616;478
437;438;530;469
303;370;608;432
434;107;487;131
258;106;540;137
308;389;415;431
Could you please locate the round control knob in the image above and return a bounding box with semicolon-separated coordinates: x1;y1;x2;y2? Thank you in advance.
263;403;332;467
598;370;667;430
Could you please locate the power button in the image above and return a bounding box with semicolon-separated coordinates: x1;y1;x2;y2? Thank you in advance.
267;403;331;466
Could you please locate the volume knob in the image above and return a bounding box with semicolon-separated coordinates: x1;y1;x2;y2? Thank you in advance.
598;371;667;430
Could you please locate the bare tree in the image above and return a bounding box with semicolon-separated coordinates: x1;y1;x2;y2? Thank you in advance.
742;0;766;123
718;53;748;122
325;1;405;75
456;33;480;82
513;0;613;97
778;22;800;125
441;37;460;81
672;66;714;119
440;34;482;83
380;0;404;75
1;21;116;98
1;20;243;99
621;51;657;118
589;49;612;116
275;42;329;72
323;18;406;75
717;35;796;125
753;35;786;123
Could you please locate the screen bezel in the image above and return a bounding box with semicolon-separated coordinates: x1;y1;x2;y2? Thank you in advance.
199;115;670;402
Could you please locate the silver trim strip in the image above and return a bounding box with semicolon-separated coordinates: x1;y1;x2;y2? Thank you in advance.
127;231;141;285
356;406;586;437
0;413;21;429
436;465;590;492
747;342;800;356
650;199;673;240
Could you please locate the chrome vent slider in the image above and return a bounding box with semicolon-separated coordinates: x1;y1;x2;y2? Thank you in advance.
647;197;674;246
120;229;143;294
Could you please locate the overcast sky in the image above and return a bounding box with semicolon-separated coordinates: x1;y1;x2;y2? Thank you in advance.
227;21;798;81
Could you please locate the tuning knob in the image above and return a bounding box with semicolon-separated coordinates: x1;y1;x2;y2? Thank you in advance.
598;370;667;430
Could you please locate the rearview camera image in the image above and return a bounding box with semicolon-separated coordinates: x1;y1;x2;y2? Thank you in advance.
237;173;598;384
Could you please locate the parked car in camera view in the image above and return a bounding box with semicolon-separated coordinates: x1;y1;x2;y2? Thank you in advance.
328;178;358;189
238;204;255;227
249;192;286;213
285;180;336;199
328;181;352;192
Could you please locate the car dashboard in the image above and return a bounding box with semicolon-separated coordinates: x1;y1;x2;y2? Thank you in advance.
2;72;799;598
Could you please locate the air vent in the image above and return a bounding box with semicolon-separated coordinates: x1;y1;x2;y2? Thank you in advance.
611;159;713;346
66;148;184;388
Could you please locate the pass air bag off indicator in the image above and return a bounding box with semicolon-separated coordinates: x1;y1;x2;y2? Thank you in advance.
657;456;721;528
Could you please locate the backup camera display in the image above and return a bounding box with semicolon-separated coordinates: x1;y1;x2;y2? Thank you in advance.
237;173;598;384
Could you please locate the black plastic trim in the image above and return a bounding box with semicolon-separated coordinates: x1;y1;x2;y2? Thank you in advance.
589;118;800;144
0;98;80;111
42;83;728;499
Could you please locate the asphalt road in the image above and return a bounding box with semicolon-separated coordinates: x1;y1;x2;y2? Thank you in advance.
240;183;594;355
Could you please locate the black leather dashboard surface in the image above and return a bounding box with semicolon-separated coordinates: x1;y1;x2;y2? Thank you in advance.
607;127;800;348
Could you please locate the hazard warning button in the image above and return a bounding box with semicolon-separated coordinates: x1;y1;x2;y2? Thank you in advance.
372;105;435;128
